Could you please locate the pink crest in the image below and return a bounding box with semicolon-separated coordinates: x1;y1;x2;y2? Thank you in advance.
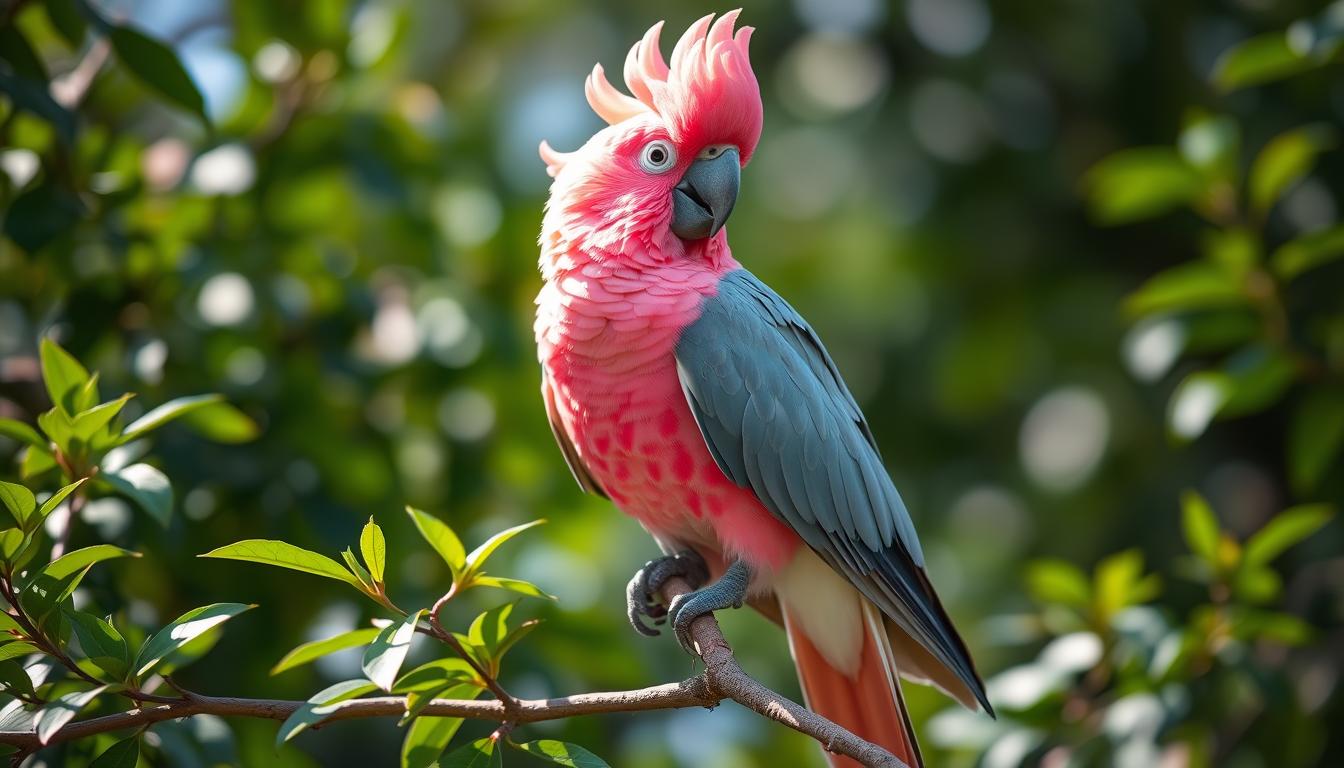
541;11;763;178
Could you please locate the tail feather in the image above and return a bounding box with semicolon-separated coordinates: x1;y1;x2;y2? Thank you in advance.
784;601;923;768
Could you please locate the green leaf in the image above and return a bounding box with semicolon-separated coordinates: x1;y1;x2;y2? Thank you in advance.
68;611;130;680
89;735;141;768
271;628;381;675
1181;491;1220;565
0;482;36;528
401;681;478;727
1233;565;1282;604
1289;389;1344;493
44;544;140;580
1095;549;1161;622
44;0;88;47
405;507;465;577
513;740;611;768
1272;225;1344;280
363;610;423;691
341;548;377;592
1213;32;1319;91
276;679;378;746
34;685;107;744
440;737;502;768
1245;505;1333;566
1236;609;1314;645
1178;113;1239;182
360;517;387;583
200;540;364;590
402;706;475;768
135;603;253;677
0;642;42;662
0;529;28;562
21;445;58;480
471;576;555;600
35;479;87;528
39;339;90;416
1025;559;1091;608
0;419;46;449
1168;347;1296;441
0;659;36;699
107;25;207;120
1084;148;1204;225
18;567;87;630
102;463;173;526
70;395;133;442
121;394;257;444
393;658;478;694
1125;261;1246;318
464;520;545;579
1250;125;1337;216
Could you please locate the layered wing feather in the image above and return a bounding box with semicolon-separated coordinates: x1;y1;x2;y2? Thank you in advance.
675;269;990;713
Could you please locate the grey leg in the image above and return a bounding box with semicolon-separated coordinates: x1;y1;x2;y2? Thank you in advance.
666;558;751;654
625;550;709;637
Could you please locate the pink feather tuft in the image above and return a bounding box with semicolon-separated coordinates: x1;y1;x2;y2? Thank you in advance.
545;9;763;172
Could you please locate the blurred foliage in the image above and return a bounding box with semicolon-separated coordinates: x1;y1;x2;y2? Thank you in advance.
1;0;1343;766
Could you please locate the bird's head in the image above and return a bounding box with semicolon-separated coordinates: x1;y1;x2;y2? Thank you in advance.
539;11;762;270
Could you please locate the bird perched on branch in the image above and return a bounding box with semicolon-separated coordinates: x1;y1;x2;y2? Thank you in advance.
534;11;992;766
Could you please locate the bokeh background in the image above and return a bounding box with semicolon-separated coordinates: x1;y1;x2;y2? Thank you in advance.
2;0;1342;766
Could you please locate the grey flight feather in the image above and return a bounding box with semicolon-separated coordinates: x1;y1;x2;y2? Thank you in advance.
675;268;991;714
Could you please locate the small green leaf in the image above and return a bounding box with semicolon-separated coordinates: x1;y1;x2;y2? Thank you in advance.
1245;505;1333;566
121;394;257;444
35;685;107;744
1213;32;1319;91
70;395;133;441
1180;491;1220;564
0;659;36;699
401;682;478;725
513;740;612;768
136;603;253;677
21;445;58;480
464;520;545;580
360;517;387;583
0;529;28;562
471;576;555;600
89;735;140;768
1233;565;1282;604
363;610;423;691
0;482;36;528
68;611;130;679
276;679;379;746
1250;125;1337;216
341;548;377;592
0;642;42;661
1125;261;1246;317
1025;559;1091;608
19;567;87;630
393;658;478;694
405;507;465;576
440;737;501;768
102;463;173;526
39;339;90;416
107;24;207;120
1095;549;1161;622
0;419;46;449
468;602;515;662
1084;148;1204;225
200;540;364;590
1272;225;1344;281
271;628;381;675
402;707;473;768
35;479;87;527
1288;389;1344;493
44;545;140;580
1236;609;1313;645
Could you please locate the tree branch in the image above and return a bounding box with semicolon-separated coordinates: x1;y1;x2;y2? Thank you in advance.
0;578;907;767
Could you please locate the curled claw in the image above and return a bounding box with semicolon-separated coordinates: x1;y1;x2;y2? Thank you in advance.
625;551;709;637
666;559;751;655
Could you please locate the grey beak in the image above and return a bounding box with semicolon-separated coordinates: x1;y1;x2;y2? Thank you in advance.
671;148;740;240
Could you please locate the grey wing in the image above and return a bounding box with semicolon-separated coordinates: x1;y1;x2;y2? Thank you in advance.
675;269;990;713
541;369;607;499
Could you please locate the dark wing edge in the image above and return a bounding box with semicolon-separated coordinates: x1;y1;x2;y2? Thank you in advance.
541;369;608;499
675;269;991;714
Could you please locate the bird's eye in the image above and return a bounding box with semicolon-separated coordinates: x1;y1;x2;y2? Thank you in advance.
639;140;677;174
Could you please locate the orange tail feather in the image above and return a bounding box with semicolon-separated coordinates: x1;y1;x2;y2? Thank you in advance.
785;603;922;768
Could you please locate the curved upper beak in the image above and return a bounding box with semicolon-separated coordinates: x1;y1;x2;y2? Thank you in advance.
671;147;740;241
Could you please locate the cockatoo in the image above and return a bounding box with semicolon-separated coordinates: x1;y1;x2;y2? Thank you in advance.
534;12;991;766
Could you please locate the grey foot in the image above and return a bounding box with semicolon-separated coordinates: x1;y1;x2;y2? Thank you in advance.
666;559;751;654
626;551;709;637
